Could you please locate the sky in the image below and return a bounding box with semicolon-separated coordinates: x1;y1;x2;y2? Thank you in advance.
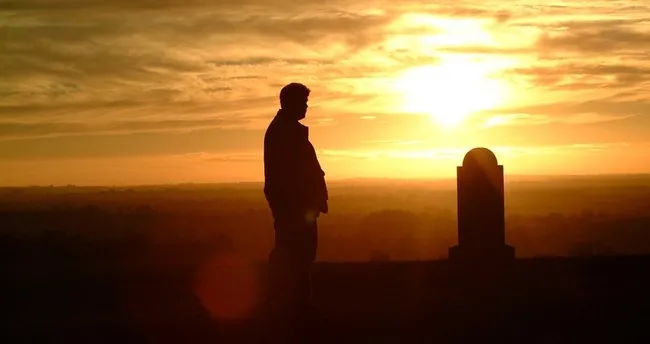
1;0;650;186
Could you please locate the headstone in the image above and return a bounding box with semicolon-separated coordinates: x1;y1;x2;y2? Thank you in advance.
449;148;515;261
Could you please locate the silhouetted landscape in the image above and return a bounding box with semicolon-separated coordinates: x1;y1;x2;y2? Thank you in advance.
5;0;650;342
4;174;650;343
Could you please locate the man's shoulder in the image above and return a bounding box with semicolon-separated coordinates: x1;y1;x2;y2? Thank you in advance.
267;116;307;136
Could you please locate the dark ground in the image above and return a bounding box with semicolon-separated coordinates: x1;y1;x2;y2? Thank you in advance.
4;180;650;342
6;254;650;343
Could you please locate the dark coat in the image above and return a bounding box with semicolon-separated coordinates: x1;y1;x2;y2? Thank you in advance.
264;110;328;215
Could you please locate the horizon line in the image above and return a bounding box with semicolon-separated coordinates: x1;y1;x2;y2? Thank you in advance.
3;172;650;189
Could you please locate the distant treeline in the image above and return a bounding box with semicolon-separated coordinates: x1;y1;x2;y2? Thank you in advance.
3;178;650;262
2;203;650;264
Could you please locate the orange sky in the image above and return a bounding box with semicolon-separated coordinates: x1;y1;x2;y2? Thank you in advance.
1;0;650;186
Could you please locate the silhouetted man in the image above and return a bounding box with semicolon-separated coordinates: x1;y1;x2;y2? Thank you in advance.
264;83;328;322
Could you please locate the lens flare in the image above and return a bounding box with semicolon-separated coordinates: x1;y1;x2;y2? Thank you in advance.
194;252;260;321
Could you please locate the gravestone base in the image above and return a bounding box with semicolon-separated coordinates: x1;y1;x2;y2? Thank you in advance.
448;245;515;262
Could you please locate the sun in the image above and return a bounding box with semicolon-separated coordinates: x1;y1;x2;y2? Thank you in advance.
392;58;511;127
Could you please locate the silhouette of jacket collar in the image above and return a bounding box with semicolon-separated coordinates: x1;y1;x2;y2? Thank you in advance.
276;109;309;139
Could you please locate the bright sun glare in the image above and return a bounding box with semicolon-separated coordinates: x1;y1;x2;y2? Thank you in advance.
389;15;514;127
393;58;511;127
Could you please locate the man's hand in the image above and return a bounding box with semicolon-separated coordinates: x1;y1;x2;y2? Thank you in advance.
320;200;329;214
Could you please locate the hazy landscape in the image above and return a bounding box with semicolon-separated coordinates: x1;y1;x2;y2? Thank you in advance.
4;0;650;341
4;174;650;263
4;175;650;343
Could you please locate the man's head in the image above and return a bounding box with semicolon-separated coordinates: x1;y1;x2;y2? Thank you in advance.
279;83;310;120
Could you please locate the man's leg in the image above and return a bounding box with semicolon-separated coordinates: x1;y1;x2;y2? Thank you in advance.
268;212;317;309
297;219;317;309
266;213;302;343
268;214;296;312
267;212;319;342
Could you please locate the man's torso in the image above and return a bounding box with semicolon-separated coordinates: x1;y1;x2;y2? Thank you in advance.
263;113;326;213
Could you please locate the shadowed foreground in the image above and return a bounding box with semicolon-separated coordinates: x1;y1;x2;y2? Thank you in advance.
6;254;650;343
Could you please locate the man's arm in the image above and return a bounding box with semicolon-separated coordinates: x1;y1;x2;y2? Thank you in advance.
302;141;328;214
264;127;304;213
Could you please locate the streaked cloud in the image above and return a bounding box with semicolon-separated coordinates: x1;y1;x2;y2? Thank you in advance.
0;117;252;140
321;142;638;162
483;113;635;128
1;0;650;183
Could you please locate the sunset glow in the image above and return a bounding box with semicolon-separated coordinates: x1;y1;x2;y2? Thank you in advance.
1;1;649;185
393;58;512;127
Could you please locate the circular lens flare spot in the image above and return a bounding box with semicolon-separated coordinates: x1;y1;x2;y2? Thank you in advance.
194;252;260;322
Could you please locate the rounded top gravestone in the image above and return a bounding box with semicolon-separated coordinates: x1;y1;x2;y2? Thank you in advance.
450;147;515;261
462;147;498;170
